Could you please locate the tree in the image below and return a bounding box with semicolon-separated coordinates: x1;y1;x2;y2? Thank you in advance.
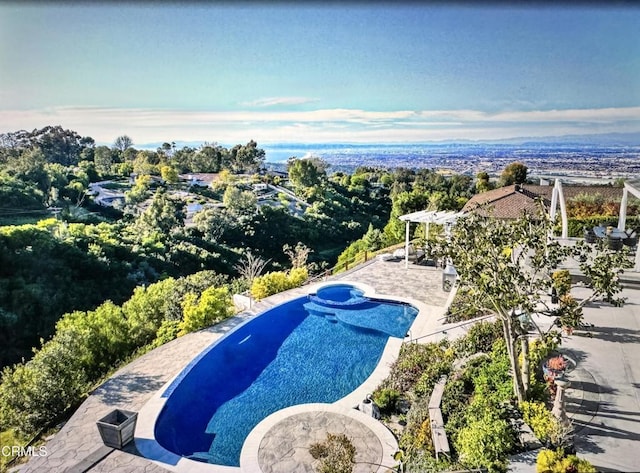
133;189;185;245
113;135;133;152
222;185;257;216
283;242;312;269
132;151;158;176
442;205;629;402
4;148;50;193
94;146;115;176
500;162;528;187
287;157;327;190
229;140;265;173
125;174;152;205
362;223;384;251
193;206;234;242
234;251;270;284
29;126;91;166
160;165;179;184
475;171;493;193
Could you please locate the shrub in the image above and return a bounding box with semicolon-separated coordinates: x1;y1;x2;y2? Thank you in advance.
55;301;133;379
413;357;452;398
288;267;309;287
309;433;356;473
552;270;572;297
250;267;308;300
451;320;503;357
385;343;453;396
123;278;177;345
150;320;181;348
441;377;473;441
520;401;557;443
372;388;400;413
399;397;435;458
445;287;492;322
536;448;596;473
384;342;451;393
403;451;463;473
528;337;558;372
455;411;514;472
179;286;234;335
0;331;90;436
470;339;513;404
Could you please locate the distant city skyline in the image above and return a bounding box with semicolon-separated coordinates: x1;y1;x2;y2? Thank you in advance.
1;3;639;145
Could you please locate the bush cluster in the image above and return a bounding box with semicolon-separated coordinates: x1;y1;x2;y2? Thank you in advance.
0;270;234;438
380;322;521;472
536;448;596;473
443;341;517;471
383;341;453;396
450;320;503;357
371;388;400;413
250;267;308;300
520;401;557;444
445;287;493;323
398;397;435;459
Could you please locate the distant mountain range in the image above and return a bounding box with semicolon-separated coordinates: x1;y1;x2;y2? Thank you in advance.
129;132;640;152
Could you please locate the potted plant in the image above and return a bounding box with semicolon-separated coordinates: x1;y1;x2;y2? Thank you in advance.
544;355;567;376
543;355;567;399
96;409;138;449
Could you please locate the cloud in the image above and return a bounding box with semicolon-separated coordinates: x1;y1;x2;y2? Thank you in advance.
0;105;639;144
240;97;319;107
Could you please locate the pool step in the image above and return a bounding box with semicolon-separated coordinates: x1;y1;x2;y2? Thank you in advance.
303;302;338;321
187;452;213;462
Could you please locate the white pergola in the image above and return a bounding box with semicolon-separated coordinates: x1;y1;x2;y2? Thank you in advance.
618;180;640;272
550;178;640;272
398;210;462;268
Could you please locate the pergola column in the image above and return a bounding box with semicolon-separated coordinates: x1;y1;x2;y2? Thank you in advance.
618;187;628;231
405;220;410;269
550;179;568;239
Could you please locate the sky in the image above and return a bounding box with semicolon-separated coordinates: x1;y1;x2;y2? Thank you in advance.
1;3;639;146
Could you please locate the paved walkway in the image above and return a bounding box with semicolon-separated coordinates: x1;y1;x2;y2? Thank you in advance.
11;259;450;473
509;285;640;472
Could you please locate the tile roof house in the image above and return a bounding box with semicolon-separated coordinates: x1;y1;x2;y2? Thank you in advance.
462;184;625;219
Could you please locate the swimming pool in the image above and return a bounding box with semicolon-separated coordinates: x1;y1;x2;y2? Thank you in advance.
153;283;418;467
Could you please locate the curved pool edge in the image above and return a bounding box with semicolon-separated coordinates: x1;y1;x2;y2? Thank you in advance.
134;280;424;473
240;403;398;473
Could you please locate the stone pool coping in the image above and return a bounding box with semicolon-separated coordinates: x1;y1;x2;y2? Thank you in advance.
134;280;431;473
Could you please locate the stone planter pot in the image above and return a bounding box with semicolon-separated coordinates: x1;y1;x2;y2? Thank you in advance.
607;236;623;251
96;409;137;449
584;230;597;244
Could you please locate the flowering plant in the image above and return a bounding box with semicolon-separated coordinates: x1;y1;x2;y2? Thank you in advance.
546;355;567;371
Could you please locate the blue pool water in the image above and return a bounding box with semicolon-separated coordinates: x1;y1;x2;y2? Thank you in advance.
154;285;417;466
